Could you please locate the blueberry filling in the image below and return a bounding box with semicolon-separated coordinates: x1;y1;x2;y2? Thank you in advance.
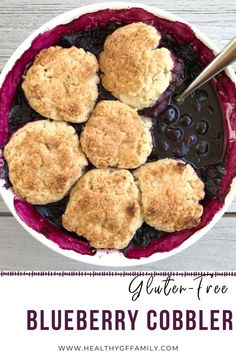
5;22;225;251
35;196;69;229
8;89;44;133
0;7;235;258
132;223;165;248
59;22;122;57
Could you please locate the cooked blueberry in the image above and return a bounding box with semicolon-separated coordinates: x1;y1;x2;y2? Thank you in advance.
161;105;179;124
175;43;199;66
171;59;185;87
59;33;79;47
216;165;225;177
184;134;197;146
174;59;184;73
172;147;183;158
195;89;208;102
59;25;123;56
141;105;159;118
205;166;218;179
196;120;209;135
132;223;164;248
193;89;208;112
201;164;225;179
156;121;167;134
195;141;209;155
180;114;193;127
79;37;94;51
91;29;106;41
158;33;176;49
141;90;173;118
172;144;188;158
106;21;121;32
175;72;185;87
165;127;183;141
189;65;202;80
1;159;12;189
9;89;43;132
204;179;221;198
35;196;69;229
157;140;169;152
137;233;151;247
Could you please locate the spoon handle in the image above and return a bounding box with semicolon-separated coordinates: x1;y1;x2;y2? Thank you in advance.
176;36;236;103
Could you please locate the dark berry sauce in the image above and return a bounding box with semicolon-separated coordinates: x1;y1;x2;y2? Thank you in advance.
0;8;235;259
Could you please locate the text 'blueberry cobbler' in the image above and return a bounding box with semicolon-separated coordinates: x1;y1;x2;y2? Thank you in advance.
0;8;236;259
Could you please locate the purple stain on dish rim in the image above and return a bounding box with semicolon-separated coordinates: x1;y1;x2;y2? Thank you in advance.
14;199;95;255
0;8;236;259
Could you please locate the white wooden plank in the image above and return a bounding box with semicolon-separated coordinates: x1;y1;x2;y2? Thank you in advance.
0;198;8;213
0;215;235;270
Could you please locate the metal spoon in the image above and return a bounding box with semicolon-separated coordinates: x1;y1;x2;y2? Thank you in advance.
176;36;236;103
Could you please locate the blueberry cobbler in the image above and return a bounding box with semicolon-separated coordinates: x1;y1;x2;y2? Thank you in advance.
0;7;236;259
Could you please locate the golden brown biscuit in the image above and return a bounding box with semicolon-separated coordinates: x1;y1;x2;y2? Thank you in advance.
80;100;152;169
99;22;173;110
62;169;143;249
134;159;205;232
4;120;88;204
22;46;99;123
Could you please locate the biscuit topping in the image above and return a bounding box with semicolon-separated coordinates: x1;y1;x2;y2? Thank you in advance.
80;100;152;169
134;159;205;232
62;169;143;249
99;22;174;110
4;120;88;204
22;46;99;123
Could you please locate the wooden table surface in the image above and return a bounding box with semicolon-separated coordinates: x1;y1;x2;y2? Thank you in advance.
0;0;235;270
